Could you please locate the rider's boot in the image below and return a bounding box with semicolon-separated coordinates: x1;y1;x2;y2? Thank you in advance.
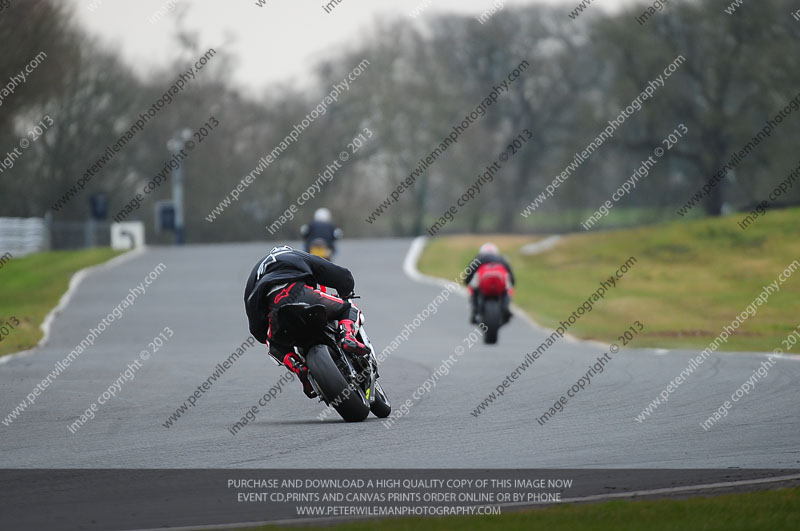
339;320;370;355
283;353;317;398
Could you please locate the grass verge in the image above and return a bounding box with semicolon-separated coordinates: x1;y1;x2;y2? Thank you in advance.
417;208;800;351
240;486;800;531
0;248;124;357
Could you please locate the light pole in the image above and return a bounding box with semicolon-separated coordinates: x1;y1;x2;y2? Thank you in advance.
167;128;192;245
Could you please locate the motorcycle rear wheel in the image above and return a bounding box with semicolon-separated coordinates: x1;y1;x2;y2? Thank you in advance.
483;299;501;344
306;345;370;422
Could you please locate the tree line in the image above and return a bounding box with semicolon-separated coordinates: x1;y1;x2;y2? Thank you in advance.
0;0;798;243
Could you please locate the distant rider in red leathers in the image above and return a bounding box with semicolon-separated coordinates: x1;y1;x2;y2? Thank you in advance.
463;242;515;324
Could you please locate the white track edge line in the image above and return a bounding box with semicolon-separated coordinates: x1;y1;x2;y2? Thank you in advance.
0;247;145;366
402;236;800;361
404;236;612;347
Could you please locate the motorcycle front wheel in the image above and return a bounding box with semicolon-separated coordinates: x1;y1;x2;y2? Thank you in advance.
369;381;392;418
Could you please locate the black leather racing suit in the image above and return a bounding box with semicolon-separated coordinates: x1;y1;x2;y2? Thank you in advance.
244;246;359;362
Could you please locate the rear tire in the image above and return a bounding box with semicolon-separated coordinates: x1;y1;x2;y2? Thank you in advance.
306;346;370;422
483;299;501;344
369;381;392;418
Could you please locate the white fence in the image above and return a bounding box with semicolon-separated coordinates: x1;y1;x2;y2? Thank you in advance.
0;217;49;256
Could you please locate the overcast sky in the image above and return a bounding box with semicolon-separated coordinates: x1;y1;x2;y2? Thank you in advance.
70;0;635;93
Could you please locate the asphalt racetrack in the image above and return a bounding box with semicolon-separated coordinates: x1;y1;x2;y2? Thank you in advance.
2;239;799;469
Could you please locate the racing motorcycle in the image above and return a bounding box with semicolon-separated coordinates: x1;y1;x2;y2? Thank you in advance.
474;264;512;345
276;292;390;422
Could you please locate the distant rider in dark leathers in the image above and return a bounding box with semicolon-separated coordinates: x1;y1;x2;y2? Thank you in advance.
301;208;343;256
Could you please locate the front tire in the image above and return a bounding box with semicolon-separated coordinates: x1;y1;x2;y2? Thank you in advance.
306;345;370;422
483;299;501;344
369;381;391;418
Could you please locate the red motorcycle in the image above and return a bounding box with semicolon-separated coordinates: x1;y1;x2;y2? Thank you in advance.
474;263;512;344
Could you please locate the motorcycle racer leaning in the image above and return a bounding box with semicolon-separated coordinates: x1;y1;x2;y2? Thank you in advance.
244;245;369;398
463;242;516;325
